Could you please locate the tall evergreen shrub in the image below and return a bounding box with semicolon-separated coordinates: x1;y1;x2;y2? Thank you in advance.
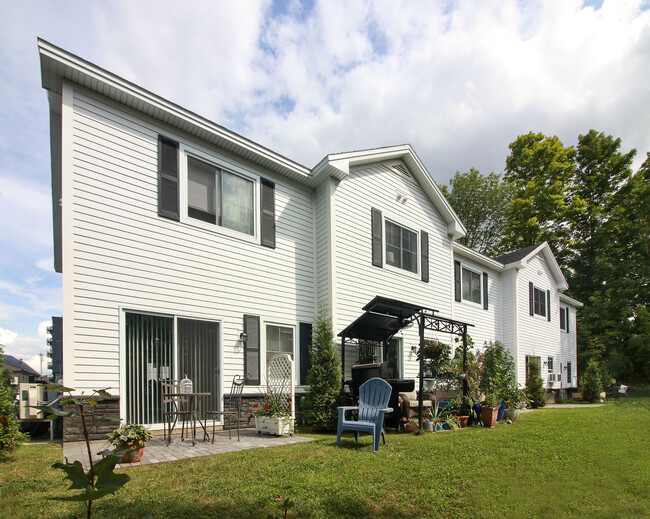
0;345;27;458
525;358;547;408
304;310;342;432
582;361;604;403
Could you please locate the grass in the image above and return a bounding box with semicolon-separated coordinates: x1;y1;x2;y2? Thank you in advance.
1;398;649;518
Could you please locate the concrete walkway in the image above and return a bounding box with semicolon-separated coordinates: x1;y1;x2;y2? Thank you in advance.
63;429;313;470
544;403;604;408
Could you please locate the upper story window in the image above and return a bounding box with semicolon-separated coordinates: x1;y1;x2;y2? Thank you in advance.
157;135;276;249
533;287;546;317
187;156;254;235
385;220;418;274
462;267;481;304
560;306;569;332
454;261;489;310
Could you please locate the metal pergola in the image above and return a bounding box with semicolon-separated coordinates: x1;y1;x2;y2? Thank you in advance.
338;296;474;430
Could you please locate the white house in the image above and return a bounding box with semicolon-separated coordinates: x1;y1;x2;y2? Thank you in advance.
38;39;581;429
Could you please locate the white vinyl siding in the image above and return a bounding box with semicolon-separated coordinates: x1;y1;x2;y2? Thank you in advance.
452;255;501;350
65;85;314;408
332;162;453;380
515;254;561;388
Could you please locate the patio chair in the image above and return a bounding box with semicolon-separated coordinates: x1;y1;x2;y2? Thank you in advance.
206;375;245;441
618;384;629;398
336;377;392;453
159;379;192;445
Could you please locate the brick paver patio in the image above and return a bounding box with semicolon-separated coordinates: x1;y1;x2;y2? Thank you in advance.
62;429;313;470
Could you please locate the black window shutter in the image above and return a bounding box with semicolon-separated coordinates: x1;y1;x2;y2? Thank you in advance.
560;307;565;330
371;208;383;267
529;282;534;316
483;272;489;310
547;290;551;321
243;315;260;385
158;135;179;221
299;322;312;386
421;231;429;283
566;308;570;333
260;178;276;248
454;260;461;302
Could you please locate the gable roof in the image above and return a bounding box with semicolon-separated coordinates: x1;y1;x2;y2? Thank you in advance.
2;354;41;377
495;242;568;291
494;244;544;265
311;145;467;239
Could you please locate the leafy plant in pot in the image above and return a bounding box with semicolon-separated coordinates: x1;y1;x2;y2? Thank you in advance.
503;384;525;422
107;423;153;463
451;395;473;428
481;392;500;428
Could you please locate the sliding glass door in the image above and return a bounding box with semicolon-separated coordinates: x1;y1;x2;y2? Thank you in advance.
125;312;220;426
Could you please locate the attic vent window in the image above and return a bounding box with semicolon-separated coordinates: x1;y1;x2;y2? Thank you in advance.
392;164;411;177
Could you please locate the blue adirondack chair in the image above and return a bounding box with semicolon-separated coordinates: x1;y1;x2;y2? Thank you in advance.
336;377;393;452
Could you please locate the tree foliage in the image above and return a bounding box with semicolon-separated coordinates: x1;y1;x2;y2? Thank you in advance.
304;309;342;432
581;361;604;403
0;345;27;459
501;131;586;266
441;169;514;255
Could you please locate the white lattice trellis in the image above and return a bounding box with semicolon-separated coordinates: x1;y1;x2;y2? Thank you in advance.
266;354;295;420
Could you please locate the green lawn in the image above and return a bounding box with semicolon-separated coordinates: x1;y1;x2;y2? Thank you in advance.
1;398;649;518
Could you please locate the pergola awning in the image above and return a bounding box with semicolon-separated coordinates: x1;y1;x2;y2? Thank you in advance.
337;296;434;342
339;295;474;431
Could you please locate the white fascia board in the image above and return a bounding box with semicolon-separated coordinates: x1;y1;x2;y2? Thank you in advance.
559;293;583;308
37;39;311;184
453;242;504;271
311;144;467;239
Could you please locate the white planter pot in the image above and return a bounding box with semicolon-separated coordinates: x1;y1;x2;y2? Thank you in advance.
255;415;292;436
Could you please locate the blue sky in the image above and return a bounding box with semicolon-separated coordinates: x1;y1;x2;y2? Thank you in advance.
1;0;649;373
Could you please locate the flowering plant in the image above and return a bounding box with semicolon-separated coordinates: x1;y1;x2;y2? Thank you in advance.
445;414;460;430
252;394;291;418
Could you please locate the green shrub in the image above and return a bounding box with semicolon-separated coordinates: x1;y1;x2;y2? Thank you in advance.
582;361;604;403
525;358;547;408
0;345;27;459
304;309;342;432
479;340;515;403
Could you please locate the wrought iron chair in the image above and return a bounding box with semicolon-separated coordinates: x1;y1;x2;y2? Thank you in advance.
206;375;245;441
159;379;193;445
336;377;393;453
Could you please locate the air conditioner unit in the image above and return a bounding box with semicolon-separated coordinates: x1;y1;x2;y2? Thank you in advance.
548;374;556;383
19;383;45;420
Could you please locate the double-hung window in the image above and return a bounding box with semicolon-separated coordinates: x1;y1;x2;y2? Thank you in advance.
266;325;294;363
533;287;546;317
462;267;481;304
187;156;254;235
560;307;569;332
547;357;554;373
385;220;418;273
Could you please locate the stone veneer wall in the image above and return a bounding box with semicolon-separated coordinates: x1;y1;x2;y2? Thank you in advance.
62;395;120;442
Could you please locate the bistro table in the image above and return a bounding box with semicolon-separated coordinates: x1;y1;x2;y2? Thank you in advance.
165;392;211;446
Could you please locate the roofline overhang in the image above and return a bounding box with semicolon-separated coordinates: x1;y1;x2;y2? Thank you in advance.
452;242;504;270
311;145;467;239
559;293;583;308
38;38;311;183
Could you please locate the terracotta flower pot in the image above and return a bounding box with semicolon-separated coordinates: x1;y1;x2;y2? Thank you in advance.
404;422;418;432
459;416;469;428
118;443;145;463
481;406;499;428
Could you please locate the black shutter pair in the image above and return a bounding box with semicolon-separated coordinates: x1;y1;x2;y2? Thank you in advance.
454;261;489;309
157;134;276;247
371;208;429;282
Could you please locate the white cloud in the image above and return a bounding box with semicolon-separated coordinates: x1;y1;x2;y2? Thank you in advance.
0;327;18;345
38;320;52;340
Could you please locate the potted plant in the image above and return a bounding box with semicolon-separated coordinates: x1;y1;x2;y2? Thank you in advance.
107;423;153;463
421;414;434;432
451;395;473;428
481;392;500;428
404;418;419;432
503;384;525;422
252;394;293;436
